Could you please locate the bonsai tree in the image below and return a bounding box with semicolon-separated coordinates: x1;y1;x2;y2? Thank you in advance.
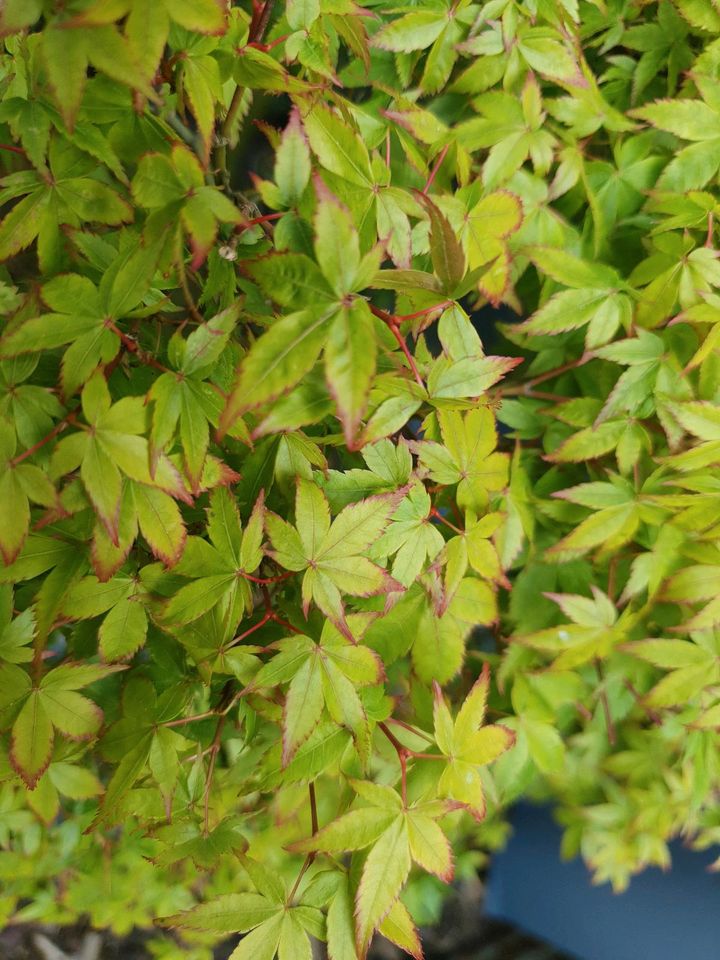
0;0;718;956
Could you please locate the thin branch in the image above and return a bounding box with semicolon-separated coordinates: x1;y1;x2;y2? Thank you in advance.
385;718;435;744
239;569;295;584
287;856;313;904
176;257;205;324
430;507;463;535
223;613;272;652
217;0;276;183
269;613;305;635
250;0;277;43
203;712;228;835
309;781;318;835
369;303;424;388
288;783;318;905
501;354;591;395
595;659;616;746
422;143;450;195
162;110;202;154
623;679;662;725
575;700;593;723
163;710;219;729
395;300;453;322
104;320;172;373
10;408;78;466
379;722;409;806
238;211;283;229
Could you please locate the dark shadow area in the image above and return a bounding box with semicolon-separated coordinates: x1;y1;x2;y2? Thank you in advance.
487;803;720;960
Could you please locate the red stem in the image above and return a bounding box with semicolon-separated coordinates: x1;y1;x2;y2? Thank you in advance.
422;143;450;195
240;211;284;228
239;569;295;584
247;33;288;52
396;300;453;322
369;304;424;388
386;717;435;744
249;0;276;43
0;143;25;155
430;507;463;535
269;613;304;635
10;409;78;466
379;722;409;806
224;613;272;651
502;355;591;395
105;320;172;373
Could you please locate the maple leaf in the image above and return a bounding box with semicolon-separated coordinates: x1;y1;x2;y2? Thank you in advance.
266;480;404;635
433;665;515;819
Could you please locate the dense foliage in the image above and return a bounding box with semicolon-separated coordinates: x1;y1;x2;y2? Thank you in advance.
1;0;720;955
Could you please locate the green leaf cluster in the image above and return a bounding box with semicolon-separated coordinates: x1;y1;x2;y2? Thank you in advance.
1;0;720;950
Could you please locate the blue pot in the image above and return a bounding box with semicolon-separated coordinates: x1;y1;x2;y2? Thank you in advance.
485;803;720;960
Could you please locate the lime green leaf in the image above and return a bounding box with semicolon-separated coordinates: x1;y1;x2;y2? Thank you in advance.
98;597;148;661
228;912;284;960
378;899;422;960
326;300;376;445
48;761;103;799
221;309;333;430
373;11;448;52
283;653;324;764
0;191;49;261
165;893;280;935
314;181;360;298
276;107;312;207
163;0;226;33
406;812;453;881
303;105;372;188
10;692;53;788
355;816;410;954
